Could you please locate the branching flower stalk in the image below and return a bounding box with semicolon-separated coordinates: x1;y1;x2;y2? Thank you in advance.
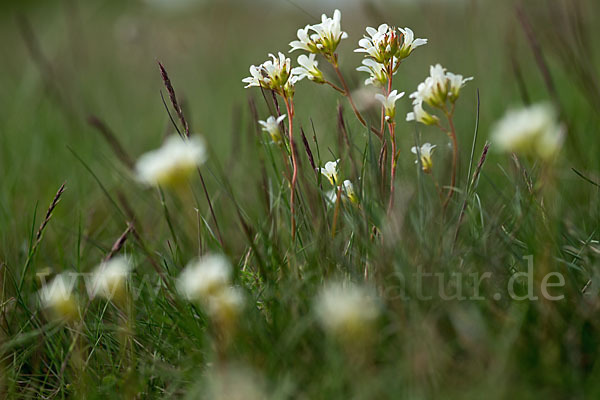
243;52;301;240
407;64;473;210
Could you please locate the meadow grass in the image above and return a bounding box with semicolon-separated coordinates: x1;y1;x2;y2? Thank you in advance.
1;0;600;398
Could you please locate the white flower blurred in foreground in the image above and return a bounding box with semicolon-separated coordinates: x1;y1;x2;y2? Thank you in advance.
39;273;79;322
90;256;132;302
136;135;207;188
201;364;267;400
177;254;243;332
491;103;564;160
315;282;379;342
178;254;232;301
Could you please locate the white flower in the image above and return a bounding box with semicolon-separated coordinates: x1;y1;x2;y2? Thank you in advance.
258;114;286;145
90;256;132;301
356;58;390;87
291;54;324;83
409;64;472;108
319;159;340;186
289;10;348;56
355;24;426;64
314;282;379;341
411;143;437;173
242;52;294;94
406;100;439;126
397;27;428;60
39;272;79;321
375;90;405;121
136;135;207;188
289;25;316;53
355;24;391;63
177;254;232;301
342;180;358;204
446;71;473;102
490;103;564;160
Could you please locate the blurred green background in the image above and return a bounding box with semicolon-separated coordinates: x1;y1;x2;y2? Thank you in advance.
1;0;599;273
2;0;600;398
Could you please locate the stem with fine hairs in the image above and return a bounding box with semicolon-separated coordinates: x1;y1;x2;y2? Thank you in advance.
283;96;298;241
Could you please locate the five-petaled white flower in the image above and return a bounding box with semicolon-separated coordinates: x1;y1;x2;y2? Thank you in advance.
406;100;439;126
291;54;324;83
90;256;132;302
356;58;392;87
39;272;79;322
490;103;564;160
314;282;379;342
411;143;437;173
290;10;348;56
319;159;340;186
136;135;207;188
375;90;405;121
259;114;286;145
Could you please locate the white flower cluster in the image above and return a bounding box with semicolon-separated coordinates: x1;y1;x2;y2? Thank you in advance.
242;52;302;96
490;103;564;160
289;9;348;56
177;254;244;331
355;24;427;65
407;64;472;125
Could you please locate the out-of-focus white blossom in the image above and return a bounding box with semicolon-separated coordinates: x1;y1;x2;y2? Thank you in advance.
39;273;79;322
315;282;379;341
203;364;267;400
490;103;564;160
206;286;244;331
90;256;132;302
319;159;340;186
411;143;436;173
177;254;232;301
291;54;324;83
342;180;358;204
136;135;207;188
375;90;405;121
259;114;286;145
290;10;348;56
